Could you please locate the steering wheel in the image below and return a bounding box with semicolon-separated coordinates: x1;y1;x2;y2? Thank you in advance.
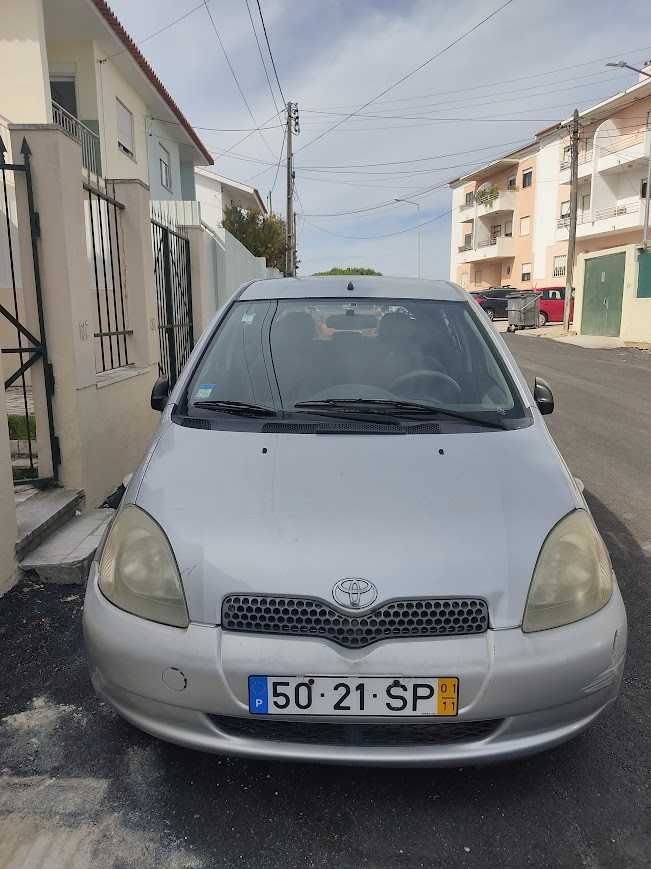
390;369;462;402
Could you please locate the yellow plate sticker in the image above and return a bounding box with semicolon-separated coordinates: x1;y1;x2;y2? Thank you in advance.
437;677;459;716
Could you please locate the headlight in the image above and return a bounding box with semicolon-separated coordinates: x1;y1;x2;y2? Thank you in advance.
523;510;612;632
98;505;189;628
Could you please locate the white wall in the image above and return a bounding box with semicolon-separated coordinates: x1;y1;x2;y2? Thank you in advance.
146;118;183;200
0;0;51;123
448;185;465;280
532;136;561;280
195;171;224;235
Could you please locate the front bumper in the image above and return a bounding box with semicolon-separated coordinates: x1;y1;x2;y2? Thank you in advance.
83;566;627;766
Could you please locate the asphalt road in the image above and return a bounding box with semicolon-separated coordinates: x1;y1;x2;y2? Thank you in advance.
0;335;649;869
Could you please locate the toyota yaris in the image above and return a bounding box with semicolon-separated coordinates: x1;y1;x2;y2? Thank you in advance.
83;276;627;765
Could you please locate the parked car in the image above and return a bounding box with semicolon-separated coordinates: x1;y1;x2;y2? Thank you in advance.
84;276;626;766
537;286;574;326
470;286;520;320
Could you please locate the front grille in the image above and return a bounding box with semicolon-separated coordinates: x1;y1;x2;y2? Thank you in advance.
221;595;489;648
210;715;501;747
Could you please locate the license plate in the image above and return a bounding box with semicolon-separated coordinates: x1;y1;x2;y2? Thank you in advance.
248;676;458;716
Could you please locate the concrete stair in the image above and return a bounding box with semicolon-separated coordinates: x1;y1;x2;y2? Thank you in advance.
15;487;114;584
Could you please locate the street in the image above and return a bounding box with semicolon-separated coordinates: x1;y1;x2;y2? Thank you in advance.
0;335;649;869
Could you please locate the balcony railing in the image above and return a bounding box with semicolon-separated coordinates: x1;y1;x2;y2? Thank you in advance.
593;203;639;220
477;238;497;248
52;100;101;176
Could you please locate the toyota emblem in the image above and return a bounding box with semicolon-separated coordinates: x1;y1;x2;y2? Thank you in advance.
332;578;378;610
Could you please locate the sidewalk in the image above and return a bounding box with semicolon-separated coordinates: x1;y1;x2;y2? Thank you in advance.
495;321;651;350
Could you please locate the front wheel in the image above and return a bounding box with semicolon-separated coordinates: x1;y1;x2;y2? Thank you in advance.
538;311;548;327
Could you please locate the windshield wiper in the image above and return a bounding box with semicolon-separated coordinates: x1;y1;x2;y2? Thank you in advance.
193;400;278;417
293;398;508;430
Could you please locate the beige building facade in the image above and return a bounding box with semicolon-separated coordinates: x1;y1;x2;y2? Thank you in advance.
449;67;651;341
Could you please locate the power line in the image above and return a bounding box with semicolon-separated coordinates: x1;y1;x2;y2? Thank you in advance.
270;125;287;195
243;0;281;118
201;0;277;160
106;0;208;59
301;74;624;120
307;46;651;110
296;0;515;154
302;209;453;241
255;0;287;106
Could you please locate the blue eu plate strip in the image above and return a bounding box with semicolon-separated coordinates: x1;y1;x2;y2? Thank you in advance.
248;675;268;714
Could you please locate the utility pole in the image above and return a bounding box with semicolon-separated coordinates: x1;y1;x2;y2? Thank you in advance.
563;109;580;332
285;102;299;276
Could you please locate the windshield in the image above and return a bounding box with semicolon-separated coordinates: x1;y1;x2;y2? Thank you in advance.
185;297;526;422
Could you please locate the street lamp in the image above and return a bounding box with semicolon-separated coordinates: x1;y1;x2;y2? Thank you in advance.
605;60;651;78
606;60;651;247
394;198;421;278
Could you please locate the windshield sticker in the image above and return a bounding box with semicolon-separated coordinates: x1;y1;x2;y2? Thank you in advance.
195;384;216;400
242;312;256;324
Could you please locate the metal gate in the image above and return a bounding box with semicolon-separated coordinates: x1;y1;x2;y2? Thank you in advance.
0;135;58;484
581;252;625;337
151;213;193;386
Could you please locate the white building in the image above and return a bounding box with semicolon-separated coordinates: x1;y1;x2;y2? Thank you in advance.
0;0;214;195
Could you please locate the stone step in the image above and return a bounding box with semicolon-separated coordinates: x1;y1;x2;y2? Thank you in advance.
15;487;85;559
19;509;114;584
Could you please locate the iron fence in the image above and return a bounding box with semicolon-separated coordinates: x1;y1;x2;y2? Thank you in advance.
151;205;193;386
0;135;59;483
84;179;131;372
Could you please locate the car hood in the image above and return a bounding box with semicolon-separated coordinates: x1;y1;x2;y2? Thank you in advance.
135;421;581;629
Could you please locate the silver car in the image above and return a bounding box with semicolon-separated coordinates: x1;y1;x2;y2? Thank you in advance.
83;277;627;765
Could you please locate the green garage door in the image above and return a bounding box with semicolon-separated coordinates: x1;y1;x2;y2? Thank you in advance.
581;252;625;337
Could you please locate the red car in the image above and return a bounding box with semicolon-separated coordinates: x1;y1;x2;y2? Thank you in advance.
536;287;574;326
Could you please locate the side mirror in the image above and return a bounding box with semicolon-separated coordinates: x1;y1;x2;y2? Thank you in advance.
151;375;170;412
533;377;554;415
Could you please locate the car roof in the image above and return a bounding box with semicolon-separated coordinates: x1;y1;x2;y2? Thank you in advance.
239;275;467;302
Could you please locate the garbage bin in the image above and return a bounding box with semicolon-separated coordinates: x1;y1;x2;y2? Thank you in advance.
507;293;540;331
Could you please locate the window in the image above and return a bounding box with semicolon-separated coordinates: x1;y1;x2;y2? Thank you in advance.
116;99;135;157
459;273;468;289
641;178;648;199
522;169;533;188
465;191;474;207
560;200;571;218
504;264;512;278
504;220;513;237
507;176;517;191
581;192;591;213
562;145;571;163
474;269;482;284
186;298;525;420
521;262;532;281
463;232;472;250
159;144;172;191
50;75;77;117
584;135;594;158
553;255;567;277
519;216;530;236
490;223;502;239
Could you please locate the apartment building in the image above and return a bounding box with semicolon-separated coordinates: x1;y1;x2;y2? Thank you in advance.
449;66;651;341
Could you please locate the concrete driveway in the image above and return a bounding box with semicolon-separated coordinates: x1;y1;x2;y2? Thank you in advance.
0;335;649;868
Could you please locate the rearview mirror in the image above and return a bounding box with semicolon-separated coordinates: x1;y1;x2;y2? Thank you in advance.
151;375;170;412
533;377;554;415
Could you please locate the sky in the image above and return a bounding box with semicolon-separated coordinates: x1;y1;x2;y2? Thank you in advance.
108;0;651;277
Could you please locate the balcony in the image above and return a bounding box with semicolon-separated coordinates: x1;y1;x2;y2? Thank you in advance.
598;130;648;174
555;202;643;241
475;189;517;218
52;100;101;176
459;235;515;263
558;150;593;184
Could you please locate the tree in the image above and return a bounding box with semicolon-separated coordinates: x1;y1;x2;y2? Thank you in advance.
312;266;383;276
222;205;287;272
